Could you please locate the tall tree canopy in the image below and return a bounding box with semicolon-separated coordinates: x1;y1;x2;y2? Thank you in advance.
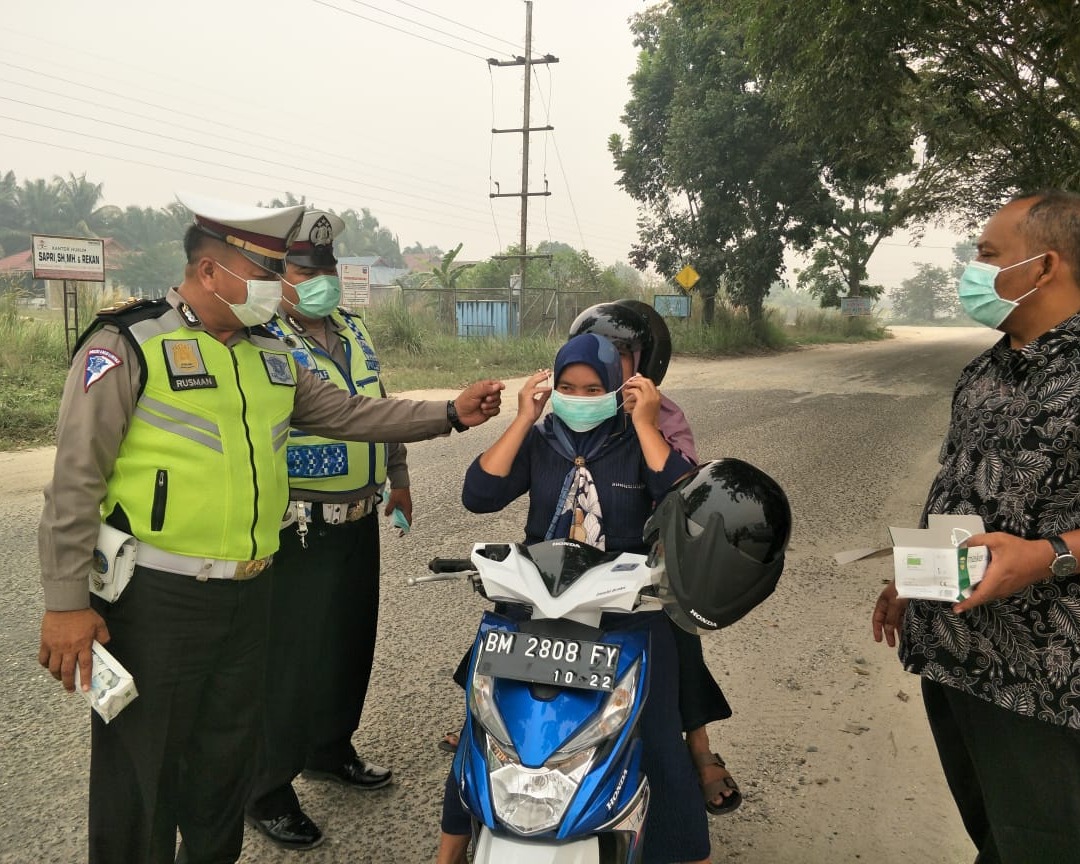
739;0;1080;223
618;0;1080;318
610;1;828;325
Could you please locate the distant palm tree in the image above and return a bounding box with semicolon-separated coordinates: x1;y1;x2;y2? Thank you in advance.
54;172;106;236
424;243;474;291
0;170;16;257
15;178;64;238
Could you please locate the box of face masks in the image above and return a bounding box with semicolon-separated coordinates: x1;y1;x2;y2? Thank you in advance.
890;515;988;602
74;640;138;723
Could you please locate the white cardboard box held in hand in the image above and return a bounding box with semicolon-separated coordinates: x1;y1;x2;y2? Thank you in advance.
74;640;138;723
890;514;988;602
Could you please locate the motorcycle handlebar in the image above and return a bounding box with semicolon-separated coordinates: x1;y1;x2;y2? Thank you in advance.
428;557;475;573
406;572;469;586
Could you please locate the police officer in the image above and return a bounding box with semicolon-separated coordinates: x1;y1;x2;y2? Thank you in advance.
36;193;503;864
245;211;400;850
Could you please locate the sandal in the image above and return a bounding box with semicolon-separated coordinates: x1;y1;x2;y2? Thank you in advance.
438;731;459;754
691;750;742;815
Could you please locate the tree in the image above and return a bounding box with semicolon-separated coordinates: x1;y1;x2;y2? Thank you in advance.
335;208;404;267
610;0;828;326
736;0;948;307
13;178;64;242
420;243;474;291
118;241;187;299
890;263;957;322
0;170;16;256
54;172;107;236
738;0;1080;227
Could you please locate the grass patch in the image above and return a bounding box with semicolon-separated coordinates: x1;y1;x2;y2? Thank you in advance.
0;292;71;448
0;295;888;449
378;333;561;391
787;308;890;344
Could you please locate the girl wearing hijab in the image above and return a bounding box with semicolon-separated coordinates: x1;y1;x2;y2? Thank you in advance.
436;333;710;864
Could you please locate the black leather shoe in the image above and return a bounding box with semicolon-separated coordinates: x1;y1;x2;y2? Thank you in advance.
245;810;324;851
302;756;393;790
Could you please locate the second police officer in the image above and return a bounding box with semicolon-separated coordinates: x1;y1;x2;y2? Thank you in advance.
246;210;402;850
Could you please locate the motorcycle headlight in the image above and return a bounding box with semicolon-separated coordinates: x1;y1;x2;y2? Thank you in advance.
489;745;596;835
469;671;513;750
549;659;640;759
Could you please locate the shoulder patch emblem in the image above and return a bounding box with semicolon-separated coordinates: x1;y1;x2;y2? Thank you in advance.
84;347;123;392
262;352;296;386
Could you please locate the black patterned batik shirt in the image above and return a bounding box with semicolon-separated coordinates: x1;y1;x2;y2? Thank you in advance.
900;314;1080;729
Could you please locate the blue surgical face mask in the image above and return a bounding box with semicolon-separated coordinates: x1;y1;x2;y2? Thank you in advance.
550;386;622;432
283;274;341;318
958;253;1047;329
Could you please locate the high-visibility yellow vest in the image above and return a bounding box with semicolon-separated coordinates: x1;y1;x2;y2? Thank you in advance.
101;302;296;560
267;310;388;497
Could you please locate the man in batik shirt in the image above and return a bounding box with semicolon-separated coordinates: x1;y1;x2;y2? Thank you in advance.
874;189;1080;864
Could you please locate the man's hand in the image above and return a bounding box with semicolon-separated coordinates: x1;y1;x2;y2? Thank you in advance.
453;380;505;427
953;532;1053;613
383;486;413;529
872;581;907;648
39;608;110;692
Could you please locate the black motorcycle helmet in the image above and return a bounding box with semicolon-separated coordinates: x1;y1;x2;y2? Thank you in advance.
568;300;672;384
644;459;792;632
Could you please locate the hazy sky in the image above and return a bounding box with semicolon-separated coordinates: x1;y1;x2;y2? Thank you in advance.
2;0;960;287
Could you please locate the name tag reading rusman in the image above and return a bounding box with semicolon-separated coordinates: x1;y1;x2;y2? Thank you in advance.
164;339;217;390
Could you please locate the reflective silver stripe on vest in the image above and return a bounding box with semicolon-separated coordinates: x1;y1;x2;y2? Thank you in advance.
140;395;222;437
134;402;224;453
271;417;290;453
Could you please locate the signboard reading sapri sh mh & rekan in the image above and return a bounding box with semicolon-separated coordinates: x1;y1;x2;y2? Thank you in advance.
31;235;106;282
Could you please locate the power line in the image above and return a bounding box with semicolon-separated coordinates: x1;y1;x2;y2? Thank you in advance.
532;66;588;253
0;131;503;241
0;40;484;178
486;65;504;252
0;19;633;259
389;0;528;54
0;115;502;232
310;0;488;60
0;35;629;248
0;95;500;223
337;0;515;57
0;73;481;204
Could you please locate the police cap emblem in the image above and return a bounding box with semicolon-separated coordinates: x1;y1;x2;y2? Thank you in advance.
310;215;334;248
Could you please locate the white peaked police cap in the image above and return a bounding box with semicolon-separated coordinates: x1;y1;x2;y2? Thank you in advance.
176;191;306;274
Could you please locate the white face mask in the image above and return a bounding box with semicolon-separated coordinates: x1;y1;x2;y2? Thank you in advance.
212;260;282;327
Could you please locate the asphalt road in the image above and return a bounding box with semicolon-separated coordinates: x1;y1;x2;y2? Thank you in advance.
0;326;1000;864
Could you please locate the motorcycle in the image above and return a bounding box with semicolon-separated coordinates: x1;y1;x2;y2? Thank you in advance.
412;538;669;864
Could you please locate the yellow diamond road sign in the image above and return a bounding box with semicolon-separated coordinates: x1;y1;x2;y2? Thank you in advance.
675;265;699;291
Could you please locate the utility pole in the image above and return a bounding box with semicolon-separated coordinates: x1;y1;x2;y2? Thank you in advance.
488;0;558;335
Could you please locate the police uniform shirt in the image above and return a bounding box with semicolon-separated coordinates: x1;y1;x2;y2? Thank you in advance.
38;289;449;612
275;311;408;504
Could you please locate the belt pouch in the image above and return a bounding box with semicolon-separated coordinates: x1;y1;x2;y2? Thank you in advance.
90;523;138;601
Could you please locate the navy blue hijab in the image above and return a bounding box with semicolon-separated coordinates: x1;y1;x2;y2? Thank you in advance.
539;332;625;456
539;333;627;544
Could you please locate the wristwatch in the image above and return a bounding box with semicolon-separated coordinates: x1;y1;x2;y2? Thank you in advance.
446;400;469;433
1047;535;1077;578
